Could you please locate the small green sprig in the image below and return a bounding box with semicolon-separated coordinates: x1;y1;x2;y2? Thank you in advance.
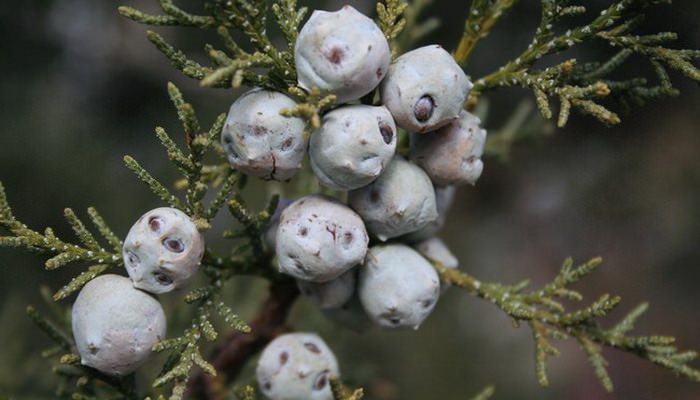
120;0;302;92
434;257;700;392
212;192;281;281
0;183;122;299
329;376;364;400
280;86;337;130
124;83;235;231
154;269;252;400
392;0;440;56
144;268;259;396
232;385;257;400
483;99;555;162
469;385;495;400
454;0;520;66
376;0;408;57
272;0;308;49
465;0;700;127
118;0;216;28
2;82;269;400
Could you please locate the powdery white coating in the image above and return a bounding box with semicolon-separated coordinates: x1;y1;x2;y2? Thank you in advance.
411;110;487;186
295;6;391;103
297;268;356;309
414;237;458;294
221;89;307;181
309;105;396;190
322;295;373;333
123;207;204;294
380;45;473;133
414;237;458;269
310;105;397;190
276;195;369;282
348;157;438;241
400;185;456;243
72;274;166;376
256;333;339;400
358;244;440;329
263;197;295;250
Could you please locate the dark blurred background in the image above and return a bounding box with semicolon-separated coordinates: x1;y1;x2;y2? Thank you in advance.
1;1;699;399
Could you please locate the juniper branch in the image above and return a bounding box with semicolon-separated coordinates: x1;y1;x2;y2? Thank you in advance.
469;0;699;126
483;99;554;162
272;0;308;49
127;84;240;229
118;1;216;28
281;86;337;130
146;31;211;80
153;281;251;400
86;207;122;253
232;385;257;400
376;0;409;57
434;257;700;392
454;0;520;66
186;279;299;399
225;194;277;268
392;0;440;56
330;376;364;400
469;385;496;400
123;0;299;91
0;182;122;294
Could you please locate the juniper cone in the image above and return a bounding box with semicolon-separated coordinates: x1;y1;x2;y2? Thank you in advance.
3;0;699;398
263;196;295;250
276;195;369;282
381;45;473;133
310;105;397;191
414;237;459;294
71;274;166;376
297;268;357;309
256;333;339;400
321;295;374;333
123;207;204;294
400;185;457;243
415;237;458;270
221;89;307;181
295;5;391;103
348;156;438;241
411;110;487;186
359;244;441;329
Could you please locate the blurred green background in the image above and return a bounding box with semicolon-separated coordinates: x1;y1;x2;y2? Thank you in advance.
1;0;699;399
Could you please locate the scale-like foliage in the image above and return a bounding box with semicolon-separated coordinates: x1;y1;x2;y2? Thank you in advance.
465;0;699;126
1;0;698;398
434;257;700;391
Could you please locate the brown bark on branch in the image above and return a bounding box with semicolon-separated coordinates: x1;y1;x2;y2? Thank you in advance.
186;278;300;400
